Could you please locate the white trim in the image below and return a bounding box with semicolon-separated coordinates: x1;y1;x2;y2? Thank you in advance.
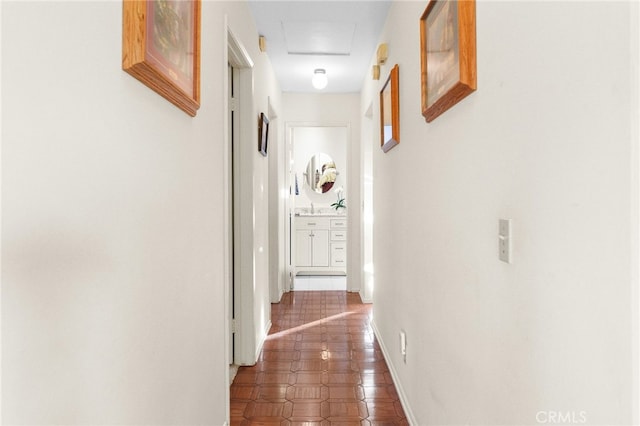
286;121;357;291
360;102;374;304
225;26;258;368
255;320;272;361
370;319;417;426
0;1;4;421
228;27;253;69
631;1;640;423
222;16;231;426
360;295;373;304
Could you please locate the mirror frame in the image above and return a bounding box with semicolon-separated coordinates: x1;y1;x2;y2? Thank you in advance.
305;153;337;194
380;64;400;153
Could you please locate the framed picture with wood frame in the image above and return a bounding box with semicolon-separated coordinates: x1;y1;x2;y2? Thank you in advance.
380;64;400;153
420;0;476;123
122;0;201;117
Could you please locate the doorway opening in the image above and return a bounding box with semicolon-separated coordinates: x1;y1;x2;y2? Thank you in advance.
287;124;350;291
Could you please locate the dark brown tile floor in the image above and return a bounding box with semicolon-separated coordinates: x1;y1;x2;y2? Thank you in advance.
230;291;408;426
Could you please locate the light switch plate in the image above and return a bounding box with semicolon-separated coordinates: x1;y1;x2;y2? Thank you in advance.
499;219;512;263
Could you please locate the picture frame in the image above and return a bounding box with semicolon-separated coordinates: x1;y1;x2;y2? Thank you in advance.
122;0;201;117
380;64;400;153
420;0;476;123
259;113;269;157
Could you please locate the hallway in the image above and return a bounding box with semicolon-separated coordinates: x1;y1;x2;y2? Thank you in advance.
230;291;408;425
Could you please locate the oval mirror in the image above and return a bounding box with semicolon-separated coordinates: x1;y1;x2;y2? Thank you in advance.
305;153;337;194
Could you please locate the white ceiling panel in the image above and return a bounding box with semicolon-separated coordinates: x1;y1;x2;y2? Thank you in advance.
248;1;392;93
283;21;356;55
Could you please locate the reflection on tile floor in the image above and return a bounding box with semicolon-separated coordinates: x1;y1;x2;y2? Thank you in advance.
230;291;408;425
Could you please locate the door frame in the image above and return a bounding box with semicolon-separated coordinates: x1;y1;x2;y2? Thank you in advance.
285;122;352;286
224;23;255;424
225;26;254;357
360;102;374;303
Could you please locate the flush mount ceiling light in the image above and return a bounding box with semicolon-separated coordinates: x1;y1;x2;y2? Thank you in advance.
312;69;328;90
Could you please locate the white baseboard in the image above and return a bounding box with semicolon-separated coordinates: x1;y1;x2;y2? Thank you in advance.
359;289;372;303
294;275;347;291
370;319;417;426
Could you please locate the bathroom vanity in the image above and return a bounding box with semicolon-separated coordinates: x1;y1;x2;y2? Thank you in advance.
292;144;348;278
295;214;347;275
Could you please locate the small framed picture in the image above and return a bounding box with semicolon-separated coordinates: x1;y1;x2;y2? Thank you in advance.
420;0;476;122
380;64;400;153
259;113;269;157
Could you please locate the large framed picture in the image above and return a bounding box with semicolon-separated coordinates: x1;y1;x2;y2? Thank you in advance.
420;0;476;123
122;0;201;117
380;64;400;153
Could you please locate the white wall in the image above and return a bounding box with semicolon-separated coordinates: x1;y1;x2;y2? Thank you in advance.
250;83;281;364
1;1;279;424
363;1;638;425
268;101;286;303
283;93;362;292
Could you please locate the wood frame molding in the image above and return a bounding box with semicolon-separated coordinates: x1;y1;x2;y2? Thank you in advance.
122;0;201;116
380;64;400;153
420;0;476;123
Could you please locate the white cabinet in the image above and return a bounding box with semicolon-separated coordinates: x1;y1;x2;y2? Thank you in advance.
296;229;329;267
295;216;347;275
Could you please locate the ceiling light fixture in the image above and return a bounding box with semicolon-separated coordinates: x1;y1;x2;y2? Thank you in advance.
312;69;328;90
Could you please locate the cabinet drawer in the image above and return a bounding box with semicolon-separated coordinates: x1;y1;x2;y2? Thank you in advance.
330;230;347;241
331;242;347;267
297;217;330;229
330;219;347;229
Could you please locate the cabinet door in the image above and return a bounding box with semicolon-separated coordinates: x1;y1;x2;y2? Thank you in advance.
296;230;312;267
311;230;329;267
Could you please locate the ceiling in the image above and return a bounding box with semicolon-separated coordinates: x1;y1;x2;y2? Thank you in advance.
247;1;392;93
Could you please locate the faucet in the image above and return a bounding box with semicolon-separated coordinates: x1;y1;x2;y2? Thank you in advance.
310;203;315;214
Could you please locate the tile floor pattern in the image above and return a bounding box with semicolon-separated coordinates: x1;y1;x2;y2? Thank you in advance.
230;291;408;425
